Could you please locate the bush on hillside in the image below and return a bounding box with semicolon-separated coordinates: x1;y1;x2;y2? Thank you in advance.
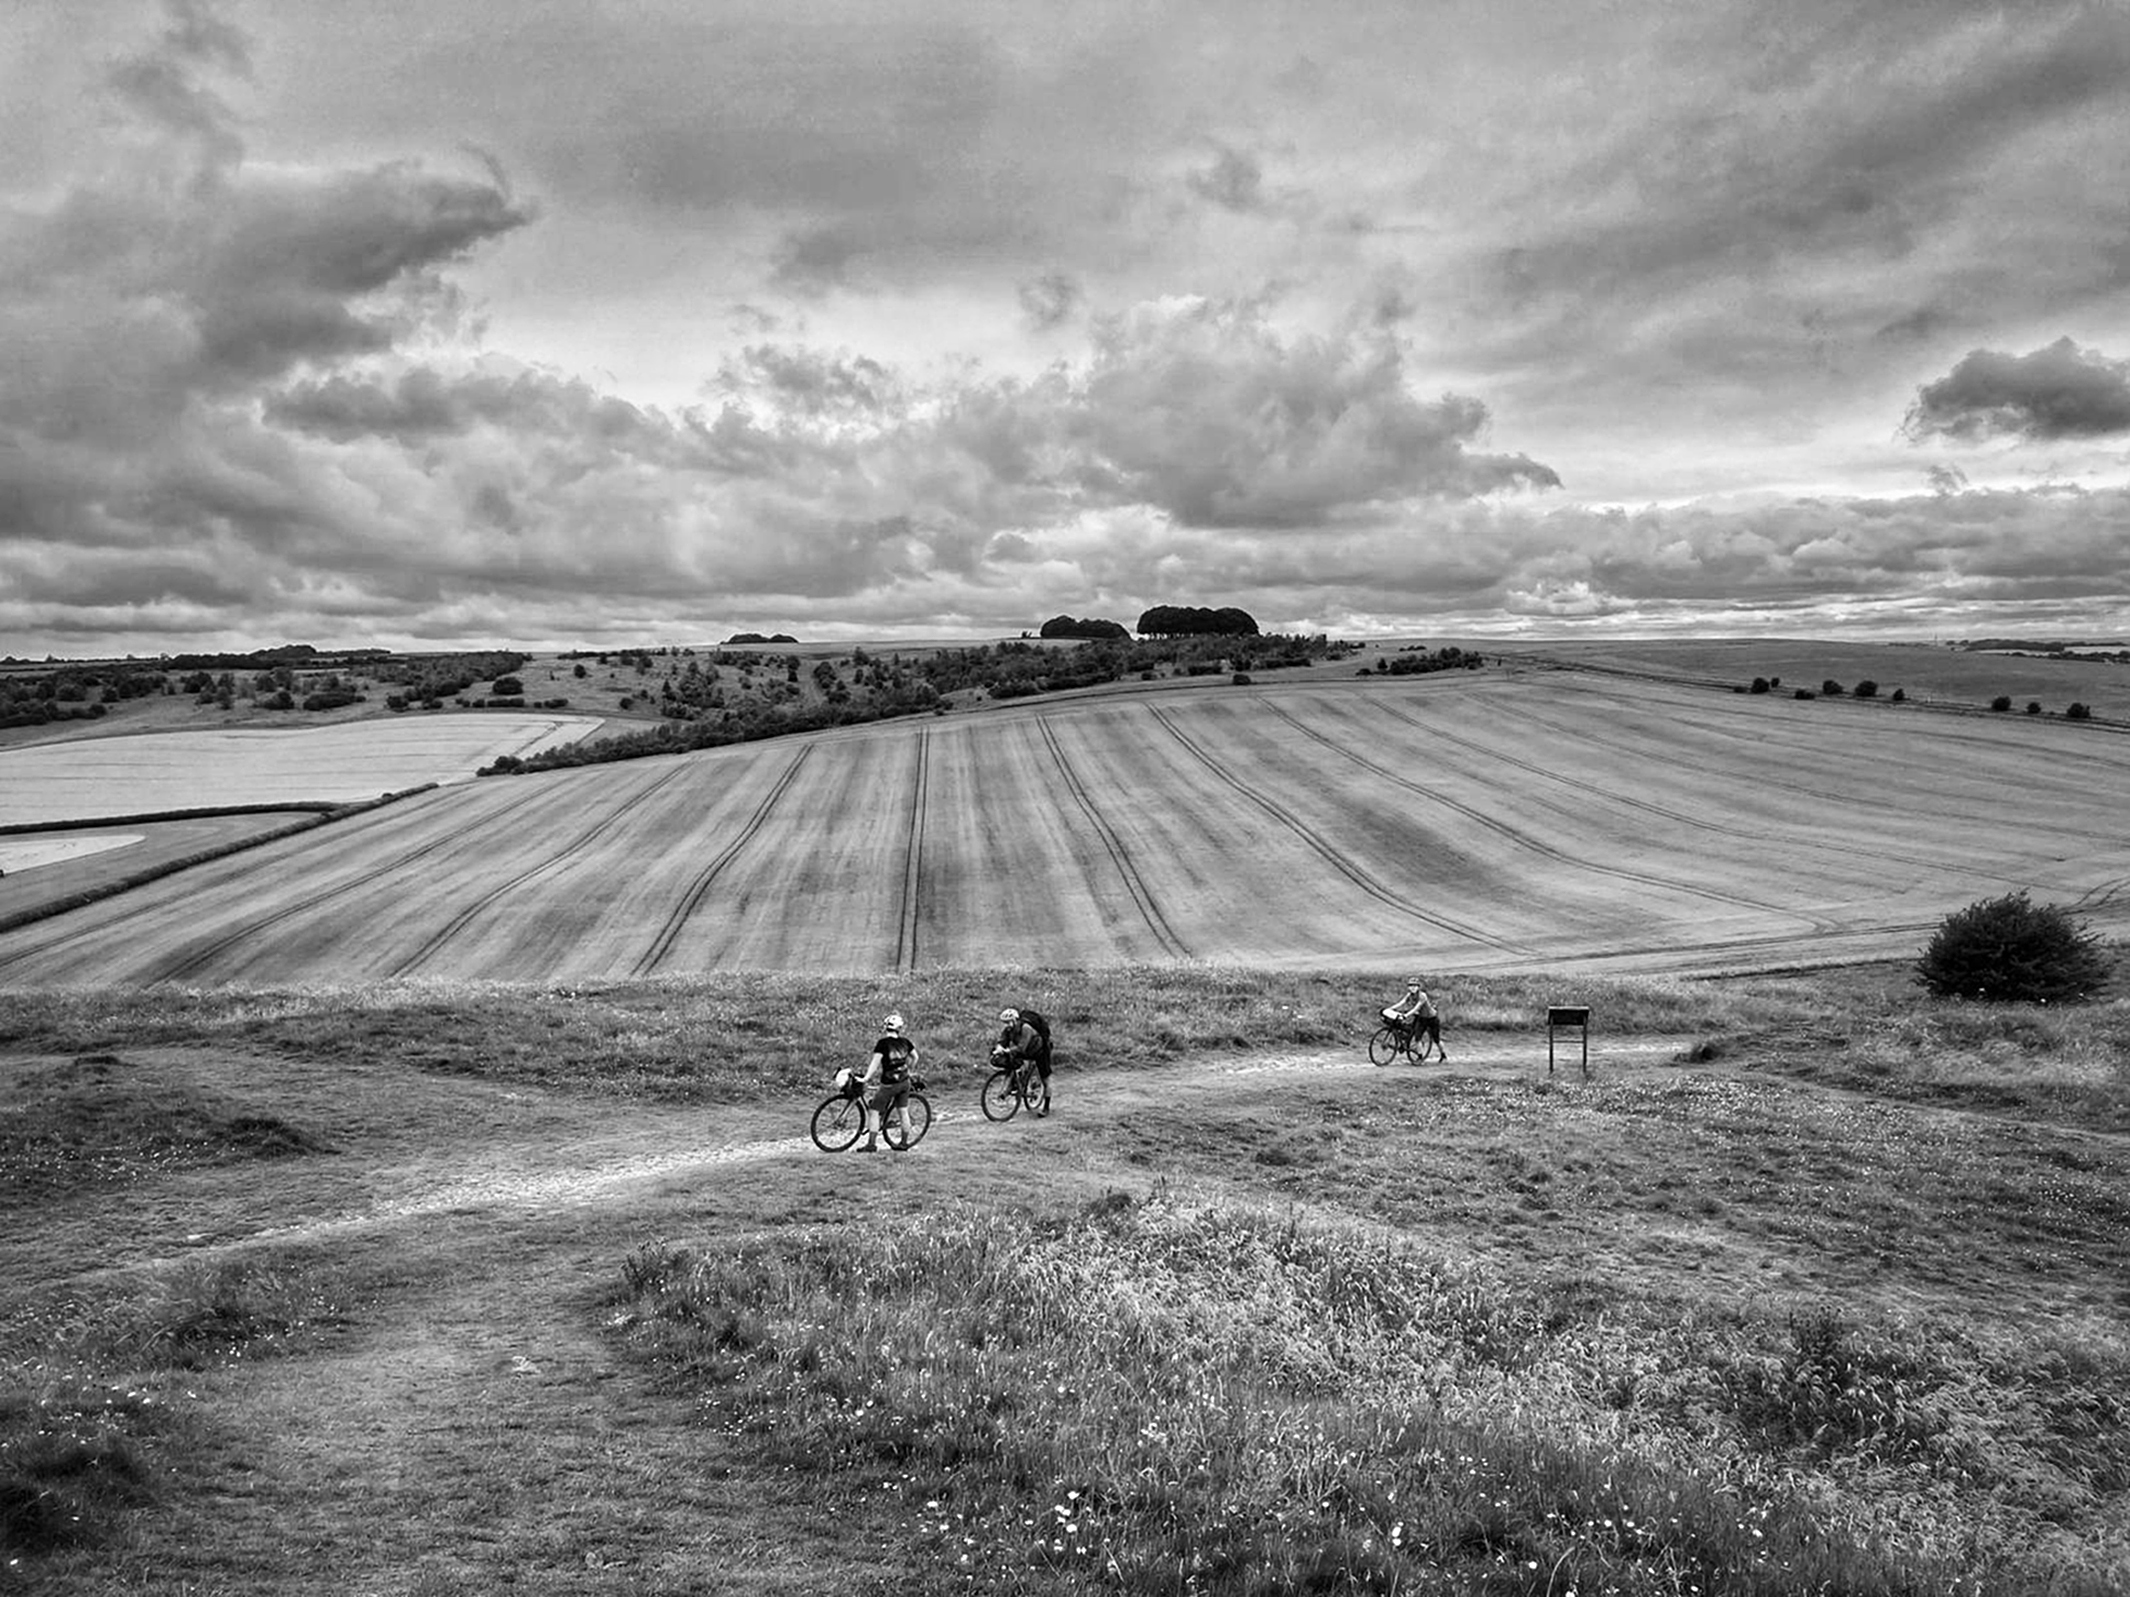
1991;695;2013;712
1916;891;2110;1003
1749;677;1770;694
2067;702;2093;721
1890;687;1906;702
1822;679;1845;696
1854;679;1878;698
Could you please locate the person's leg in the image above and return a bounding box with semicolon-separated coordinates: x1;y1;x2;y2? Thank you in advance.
1034;1047;1053;1114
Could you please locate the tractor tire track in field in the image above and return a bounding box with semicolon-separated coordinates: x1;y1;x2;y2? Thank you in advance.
1146;704;1528;957
17;784;560;988
1524;673;2130;850
1265;701;1841;935
383;763;692;980
1492;693;2059;885
1036;716;1192;959
893;728;930;973
1372;696;2029;891
631;746;816;977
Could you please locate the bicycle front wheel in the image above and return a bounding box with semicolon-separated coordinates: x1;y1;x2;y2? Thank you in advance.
981;1068;1023;1121
810;1093;864;1153
886;1092;932;1150
1367;1026;1401;1067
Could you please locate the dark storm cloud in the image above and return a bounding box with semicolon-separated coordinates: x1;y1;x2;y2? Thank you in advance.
1906;338;2130;442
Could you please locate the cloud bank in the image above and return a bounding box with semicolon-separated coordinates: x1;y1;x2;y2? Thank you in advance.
4;1;2130;653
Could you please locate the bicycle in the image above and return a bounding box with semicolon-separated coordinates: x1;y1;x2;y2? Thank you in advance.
810;1070;932;1152
1368;1019;1444;1066
980;1053;1046;1121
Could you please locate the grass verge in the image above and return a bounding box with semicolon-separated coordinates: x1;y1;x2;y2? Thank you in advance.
614;1194;2128;1595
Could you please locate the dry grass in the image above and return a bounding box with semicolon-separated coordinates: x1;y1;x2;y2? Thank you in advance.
2;962;2125;1593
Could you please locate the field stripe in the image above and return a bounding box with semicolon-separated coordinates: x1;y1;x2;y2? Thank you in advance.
893;728;930;973
1144;704;1527;956
1261;699;1836;933
381;762;693;979
1036;715;1192;959
631;746;816;977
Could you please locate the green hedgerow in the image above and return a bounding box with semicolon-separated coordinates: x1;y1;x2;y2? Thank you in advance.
1916;891;2110;1003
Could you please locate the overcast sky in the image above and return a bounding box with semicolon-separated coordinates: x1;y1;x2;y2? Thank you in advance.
4;0;2129;656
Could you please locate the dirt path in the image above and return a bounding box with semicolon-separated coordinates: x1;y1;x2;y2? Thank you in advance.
80;1035;1693;1275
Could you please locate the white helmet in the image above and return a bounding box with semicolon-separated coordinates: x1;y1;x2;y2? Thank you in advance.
884;1012;905;1031
999;1007;1020;1023
1406;977;1423;988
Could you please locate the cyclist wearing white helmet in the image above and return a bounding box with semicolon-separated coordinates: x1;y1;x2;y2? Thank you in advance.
856;1011;919;1152
1381;978;1446;1061
992;1004;1053;1115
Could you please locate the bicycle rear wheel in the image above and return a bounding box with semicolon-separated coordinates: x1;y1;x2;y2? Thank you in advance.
810;1093;864;1152
981;1068;1023;1121
886;1092;932;1150
1019;1068;1049;1115
1367;1026;1402;1066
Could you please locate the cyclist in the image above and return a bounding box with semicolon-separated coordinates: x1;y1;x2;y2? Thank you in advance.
855;1012;919;1152
993;1006;1053;1116
1381;979;1445;1061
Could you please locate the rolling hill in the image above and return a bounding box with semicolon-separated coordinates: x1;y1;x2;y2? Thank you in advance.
2;666;2125;987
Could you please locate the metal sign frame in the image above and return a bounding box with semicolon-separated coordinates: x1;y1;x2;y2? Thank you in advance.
1547;1005;1591;1079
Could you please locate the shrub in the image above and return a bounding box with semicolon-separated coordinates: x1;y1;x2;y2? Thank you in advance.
1991;695;2012;712
2027;701;2043;715
1916;891;2110;1003
1749;677;1770;694
1793;688;1816;700
1853;679;1878;698
1822;679;1845;696
1890;687;1906;702
492;675;524;696
1231;672;1253;686
2067;702;2092;721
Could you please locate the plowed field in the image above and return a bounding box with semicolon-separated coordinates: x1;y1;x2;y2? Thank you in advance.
3;672;2127;986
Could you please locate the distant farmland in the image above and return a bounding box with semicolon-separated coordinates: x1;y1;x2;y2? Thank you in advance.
0;713;603;827
2;671;2126;986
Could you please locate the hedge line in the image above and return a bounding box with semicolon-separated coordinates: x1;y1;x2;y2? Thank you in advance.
0;786;437;938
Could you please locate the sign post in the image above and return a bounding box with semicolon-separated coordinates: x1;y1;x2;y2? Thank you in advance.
1547;1006;1591;1079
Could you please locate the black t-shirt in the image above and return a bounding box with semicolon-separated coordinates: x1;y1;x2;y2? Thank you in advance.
873;1034;913;1082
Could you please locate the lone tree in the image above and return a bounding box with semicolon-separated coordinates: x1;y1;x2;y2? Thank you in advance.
1916;891;2110;1002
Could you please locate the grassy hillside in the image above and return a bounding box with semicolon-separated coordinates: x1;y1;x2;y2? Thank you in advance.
3;962;2125;1593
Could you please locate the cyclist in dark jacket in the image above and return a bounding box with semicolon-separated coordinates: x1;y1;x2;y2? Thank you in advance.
993;1006;1053;1116
856;1012;919;1152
